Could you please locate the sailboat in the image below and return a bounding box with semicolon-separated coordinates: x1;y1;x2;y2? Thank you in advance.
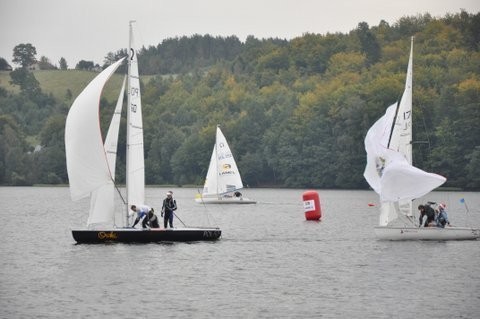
65;22;221;243
195;125;256;204
363;37;479;241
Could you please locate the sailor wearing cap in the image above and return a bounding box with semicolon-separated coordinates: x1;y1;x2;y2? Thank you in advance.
161;191;177;228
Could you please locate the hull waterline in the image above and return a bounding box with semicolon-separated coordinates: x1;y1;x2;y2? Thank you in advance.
374;226;479;241
195;197;256;204
72;227;221;243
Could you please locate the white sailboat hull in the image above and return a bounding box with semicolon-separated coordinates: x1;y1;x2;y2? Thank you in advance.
374;226;480;241
195;195;256;204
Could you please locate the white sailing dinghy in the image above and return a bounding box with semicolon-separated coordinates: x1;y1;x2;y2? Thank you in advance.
65;22;221;243
195;125;256;204
363;37;479;241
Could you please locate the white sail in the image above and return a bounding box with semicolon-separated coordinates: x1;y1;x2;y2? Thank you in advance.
390;37;413;164
201;126;244;197
126;22;145;210
105;76;126;173
65;58;125;201
87;77;126;226
202;144;218;196
363;37;446;226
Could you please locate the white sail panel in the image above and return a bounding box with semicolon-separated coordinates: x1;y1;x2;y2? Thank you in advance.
88;77;126;226
65;58;125;201
126;24;145;208
215;127;243;194
379;202;398;226
389;37;413;164
202;144;218;196
104;76;126;175
380;154;446;202
88;184;114;226
363;103;397;194
364;108;446;204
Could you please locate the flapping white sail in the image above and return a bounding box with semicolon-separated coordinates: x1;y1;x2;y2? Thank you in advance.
363;105;446;204
363;37;446;227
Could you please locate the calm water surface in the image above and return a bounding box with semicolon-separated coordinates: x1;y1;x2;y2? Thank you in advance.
1;187;479;318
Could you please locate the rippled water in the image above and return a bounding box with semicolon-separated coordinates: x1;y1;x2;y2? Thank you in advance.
1;186;479;318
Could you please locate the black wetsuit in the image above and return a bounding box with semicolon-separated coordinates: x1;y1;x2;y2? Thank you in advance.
162;197;177;228
419;205;435;227
142;211;160;228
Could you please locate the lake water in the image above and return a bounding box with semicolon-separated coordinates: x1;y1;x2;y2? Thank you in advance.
1;186;479;318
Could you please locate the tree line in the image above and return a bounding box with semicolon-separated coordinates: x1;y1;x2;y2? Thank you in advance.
0;11;479;189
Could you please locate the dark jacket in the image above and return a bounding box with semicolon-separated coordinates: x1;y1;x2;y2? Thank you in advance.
419;205;435;227
162;198;177;214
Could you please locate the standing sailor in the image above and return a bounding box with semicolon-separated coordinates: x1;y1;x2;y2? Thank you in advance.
161;191;177;229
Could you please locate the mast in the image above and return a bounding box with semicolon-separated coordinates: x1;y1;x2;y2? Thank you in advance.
125;20;145;227
125;20;135;227
215;125;220;198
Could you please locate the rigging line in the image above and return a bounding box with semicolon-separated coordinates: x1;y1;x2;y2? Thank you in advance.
111;178;128;228
197;188;213;226
173;212;187;227
387;96;402;149
112;179;127;205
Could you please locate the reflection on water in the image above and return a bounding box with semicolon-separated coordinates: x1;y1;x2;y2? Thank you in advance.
1;187;479;318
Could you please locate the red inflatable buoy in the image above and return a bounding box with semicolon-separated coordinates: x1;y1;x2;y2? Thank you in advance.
303;190;321;220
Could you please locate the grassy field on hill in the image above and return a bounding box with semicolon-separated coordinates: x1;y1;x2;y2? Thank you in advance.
0;70;153;103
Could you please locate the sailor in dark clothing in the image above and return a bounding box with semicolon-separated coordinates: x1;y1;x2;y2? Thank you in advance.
161;191;177;229
418;204;436;227
142;208;160;228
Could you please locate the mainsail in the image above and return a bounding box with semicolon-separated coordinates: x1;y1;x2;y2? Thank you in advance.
126;22;145;214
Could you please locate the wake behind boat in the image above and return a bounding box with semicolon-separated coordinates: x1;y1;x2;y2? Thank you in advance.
65;22;221;243
363;37;479;241
195;125;256;204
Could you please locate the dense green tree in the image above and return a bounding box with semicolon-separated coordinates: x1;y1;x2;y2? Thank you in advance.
38;56;56;70
356;22;381;66
75;60;95;70
1;12;480;189
9;68;41;97
59;57;68;70
12;43;37;68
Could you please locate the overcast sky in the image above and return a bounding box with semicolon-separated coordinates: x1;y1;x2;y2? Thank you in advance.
1;0;479;68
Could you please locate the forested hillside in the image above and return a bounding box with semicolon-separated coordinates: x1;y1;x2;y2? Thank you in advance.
0;11;479;189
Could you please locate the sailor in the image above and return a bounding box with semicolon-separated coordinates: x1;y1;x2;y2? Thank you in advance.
436;203;450;228
130;204;153;228
142;208;160;228
418;204;436;227
161;191;177;229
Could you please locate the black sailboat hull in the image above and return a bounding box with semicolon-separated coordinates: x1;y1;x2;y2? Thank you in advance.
72;227;221;243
